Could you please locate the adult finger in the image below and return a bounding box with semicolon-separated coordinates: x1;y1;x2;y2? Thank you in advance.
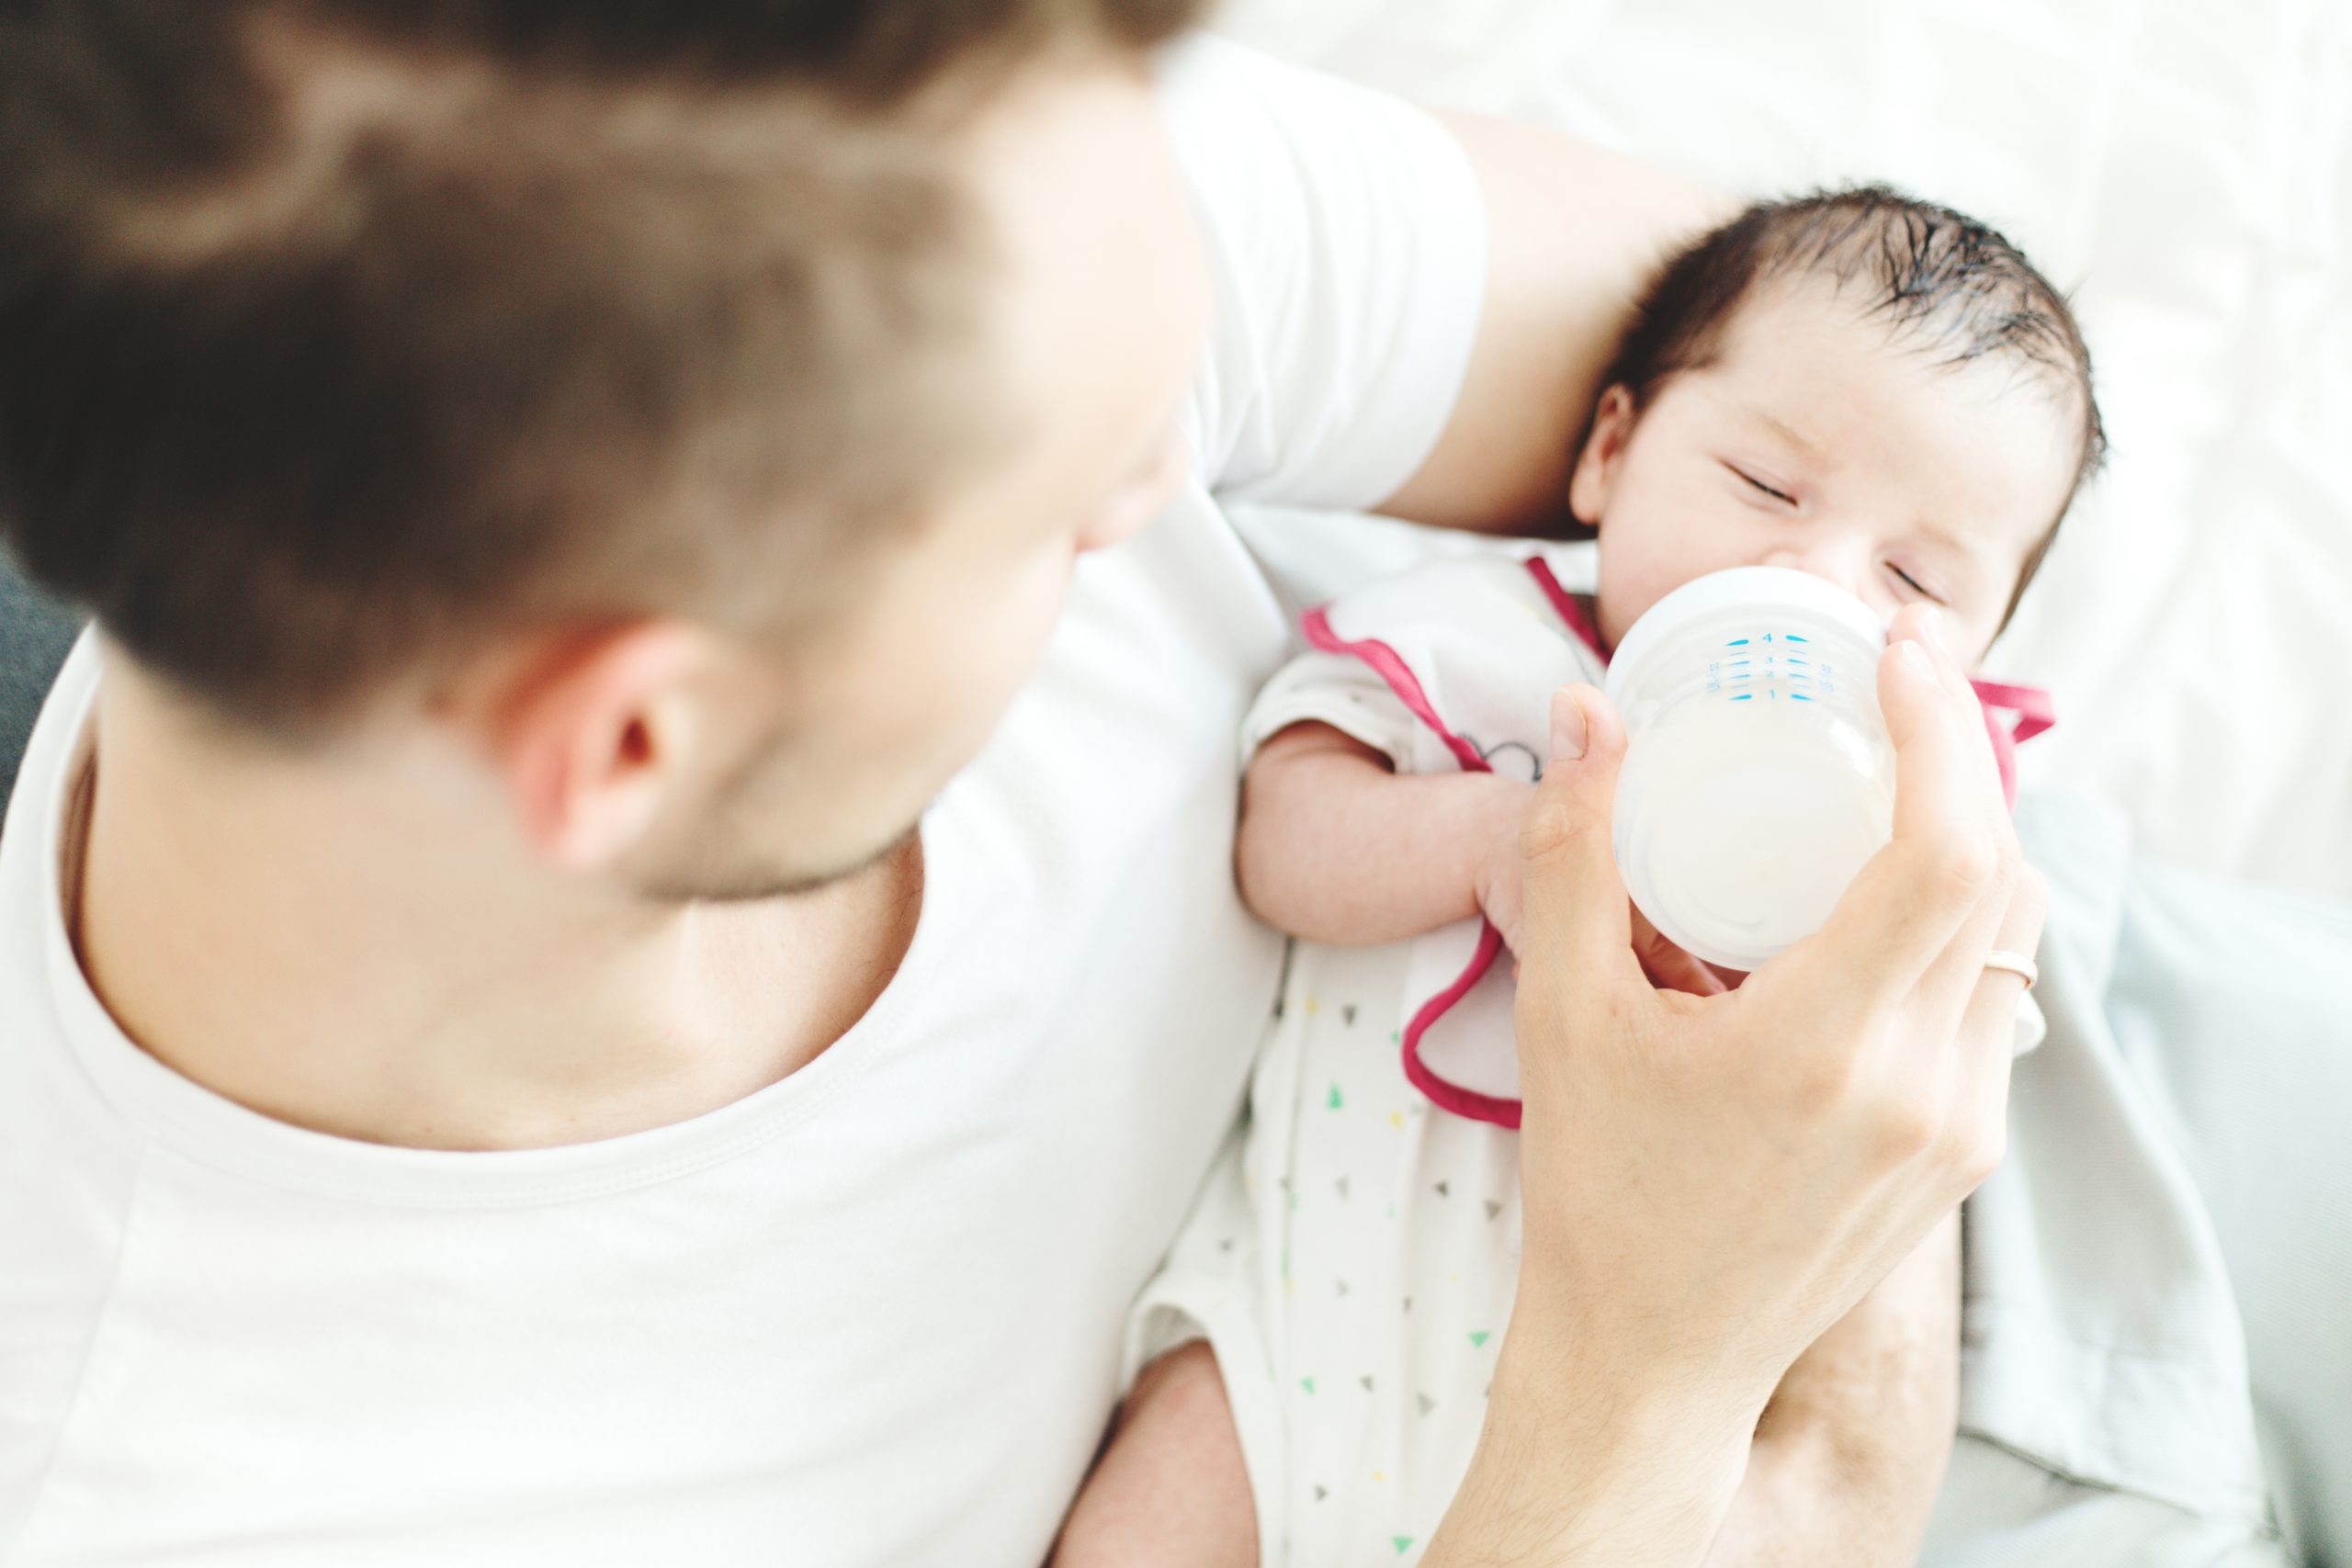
1883;886;2011;1095
1518;685;1646;993
1890;604;1973;703
1800;632;2001;1006
1885;610;2032;1021
1950;862;2050;1145
1890;606;2009;814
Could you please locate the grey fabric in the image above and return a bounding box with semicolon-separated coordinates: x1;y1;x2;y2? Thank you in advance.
0;551;81;819
2106;855;2352;1566
1925;1438;2292;1567
1961;794;2270;1525
1920;793;2352;1567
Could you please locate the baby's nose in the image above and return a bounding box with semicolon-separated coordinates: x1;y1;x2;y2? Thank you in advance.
1759;546;1872;607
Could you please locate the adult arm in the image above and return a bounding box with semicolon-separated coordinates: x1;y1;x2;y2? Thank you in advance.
1379;114;1728;535
1161;42;1721;530
1425;610;2042;1566
1705;1216;1962;1568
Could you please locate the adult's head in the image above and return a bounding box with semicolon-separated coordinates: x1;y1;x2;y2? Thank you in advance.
0;0;1210;897
1568;185;2104;660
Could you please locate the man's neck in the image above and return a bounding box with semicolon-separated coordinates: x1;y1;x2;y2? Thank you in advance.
67;669;922;1152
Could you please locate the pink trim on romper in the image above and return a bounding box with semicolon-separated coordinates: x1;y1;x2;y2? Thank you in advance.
1298;604;1521;1126
1298;605;1489;774
1971;679;2056;742
1294;559;2058;1129
1397;924;1523;1130
1521;555;1610;660
1967;680;2056;811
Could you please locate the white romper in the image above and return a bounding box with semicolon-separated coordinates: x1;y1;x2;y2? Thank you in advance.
1125;540;2051;1565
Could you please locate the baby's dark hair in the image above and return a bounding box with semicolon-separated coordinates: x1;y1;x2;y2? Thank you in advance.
1600;184;2106;627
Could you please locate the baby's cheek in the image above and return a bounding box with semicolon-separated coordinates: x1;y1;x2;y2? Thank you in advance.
1595;546;1686;649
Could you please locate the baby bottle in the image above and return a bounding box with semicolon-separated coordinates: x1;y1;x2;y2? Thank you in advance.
1602;567;1895;973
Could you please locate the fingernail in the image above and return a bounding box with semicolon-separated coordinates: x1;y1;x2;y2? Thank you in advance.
1897;638;1935;684
1552;688;1588;761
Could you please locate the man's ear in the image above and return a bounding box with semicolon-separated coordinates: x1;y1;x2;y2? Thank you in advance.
1567;384;1639;529
481;624;714;873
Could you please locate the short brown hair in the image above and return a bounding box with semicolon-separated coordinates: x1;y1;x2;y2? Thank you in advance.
0;0;1204;732
1602;185;2104;628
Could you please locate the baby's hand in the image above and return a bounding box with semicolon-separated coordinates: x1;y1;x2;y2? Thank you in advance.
1472;783;1536;955
1630;904;1736;997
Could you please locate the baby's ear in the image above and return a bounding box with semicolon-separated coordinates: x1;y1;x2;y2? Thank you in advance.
1567;385;1638;528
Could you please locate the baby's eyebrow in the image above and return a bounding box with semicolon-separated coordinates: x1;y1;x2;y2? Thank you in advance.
1743;406;1826;461
1911;518;1986;570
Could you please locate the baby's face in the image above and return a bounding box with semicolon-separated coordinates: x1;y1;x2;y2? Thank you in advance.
1573;277;2081;663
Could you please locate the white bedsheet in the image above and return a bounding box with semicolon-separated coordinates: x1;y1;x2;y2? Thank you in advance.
1214;0;2352;897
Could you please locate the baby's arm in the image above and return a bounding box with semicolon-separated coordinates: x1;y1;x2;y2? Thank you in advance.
1236;721;1532;946
1238;717;1712;981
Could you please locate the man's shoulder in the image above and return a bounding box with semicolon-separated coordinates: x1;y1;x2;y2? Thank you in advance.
0;935;145;1540
1152;37;1485;515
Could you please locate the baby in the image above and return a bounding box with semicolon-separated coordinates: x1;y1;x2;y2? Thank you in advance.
1057;186;2104;1566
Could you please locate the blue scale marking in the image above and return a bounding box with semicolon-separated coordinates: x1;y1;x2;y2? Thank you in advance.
1729;693;1754;702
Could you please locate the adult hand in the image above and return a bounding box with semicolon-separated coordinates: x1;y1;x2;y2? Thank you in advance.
1428;609;2043;1568
1476;794;1725;1000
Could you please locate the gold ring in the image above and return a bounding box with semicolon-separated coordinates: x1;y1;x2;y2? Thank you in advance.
1983;949;2039;989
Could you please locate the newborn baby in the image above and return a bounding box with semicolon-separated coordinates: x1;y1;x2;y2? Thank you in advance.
1058;186;2104;1566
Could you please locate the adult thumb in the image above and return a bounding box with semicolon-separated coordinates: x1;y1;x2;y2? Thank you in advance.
1518;684;1641;987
